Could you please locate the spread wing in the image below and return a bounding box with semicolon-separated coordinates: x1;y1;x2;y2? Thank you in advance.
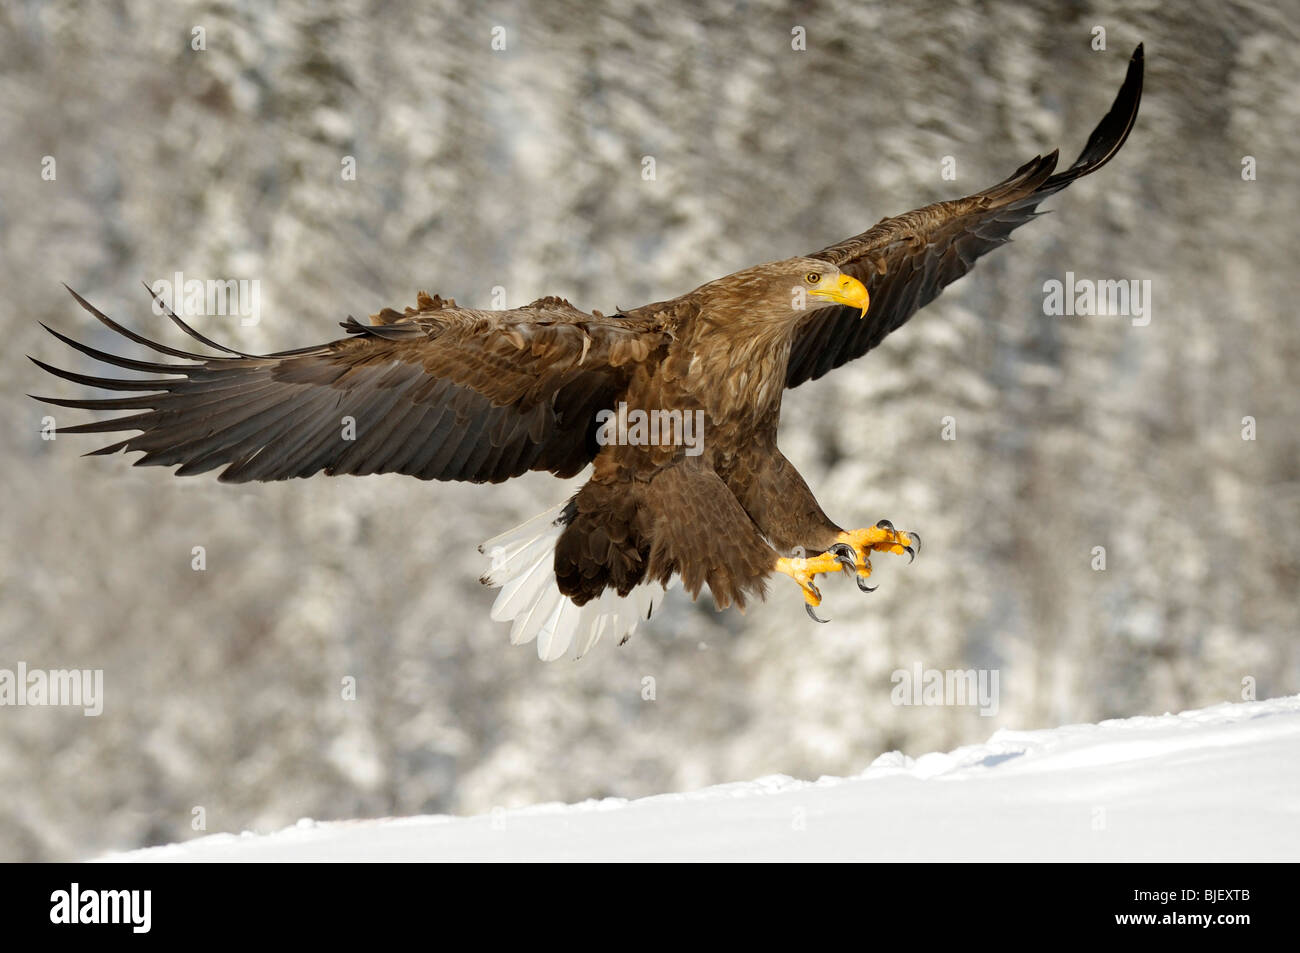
786;44;1143;388
31;288;665;483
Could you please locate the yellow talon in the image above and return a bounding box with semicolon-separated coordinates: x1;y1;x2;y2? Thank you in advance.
776;522;919;623
775;552;843;622
834;520;921;571
774;520;920;624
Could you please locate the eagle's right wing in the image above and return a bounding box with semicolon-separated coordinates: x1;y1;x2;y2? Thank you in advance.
32;288;665;484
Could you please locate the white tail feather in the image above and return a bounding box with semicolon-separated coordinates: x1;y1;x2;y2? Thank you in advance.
480;503;671;660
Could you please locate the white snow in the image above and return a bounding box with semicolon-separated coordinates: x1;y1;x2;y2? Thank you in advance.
100;695;1300;862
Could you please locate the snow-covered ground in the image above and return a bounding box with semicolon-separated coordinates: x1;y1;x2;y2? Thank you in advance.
102;696;1300;862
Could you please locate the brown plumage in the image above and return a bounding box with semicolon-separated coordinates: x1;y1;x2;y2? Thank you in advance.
32;46;1143;659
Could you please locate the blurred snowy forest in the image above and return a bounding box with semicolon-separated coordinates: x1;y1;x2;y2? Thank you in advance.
1;0;1297;861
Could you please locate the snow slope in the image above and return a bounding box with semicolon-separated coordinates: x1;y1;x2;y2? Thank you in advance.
102;696;1300;862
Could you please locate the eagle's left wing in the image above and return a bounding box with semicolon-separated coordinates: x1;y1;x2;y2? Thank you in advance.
786;44;1143;389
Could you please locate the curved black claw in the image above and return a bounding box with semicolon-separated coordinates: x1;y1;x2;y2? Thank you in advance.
828;542;858;576
829;541;876;592
902;530;922;563
875;518;896;533
805;601;830;624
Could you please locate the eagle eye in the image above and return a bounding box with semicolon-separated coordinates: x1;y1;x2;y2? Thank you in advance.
804;272;821;284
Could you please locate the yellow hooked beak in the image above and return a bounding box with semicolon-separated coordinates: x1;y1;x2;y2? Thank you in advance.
809;273;870;318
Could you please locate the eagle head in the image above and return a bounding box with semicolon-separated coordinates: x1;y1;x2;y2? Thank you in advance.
789;258;870;318
695;258;869;329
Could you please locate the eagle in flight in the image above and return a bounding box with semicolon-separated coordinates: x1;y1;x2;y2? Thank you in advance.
33;46;1143;660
